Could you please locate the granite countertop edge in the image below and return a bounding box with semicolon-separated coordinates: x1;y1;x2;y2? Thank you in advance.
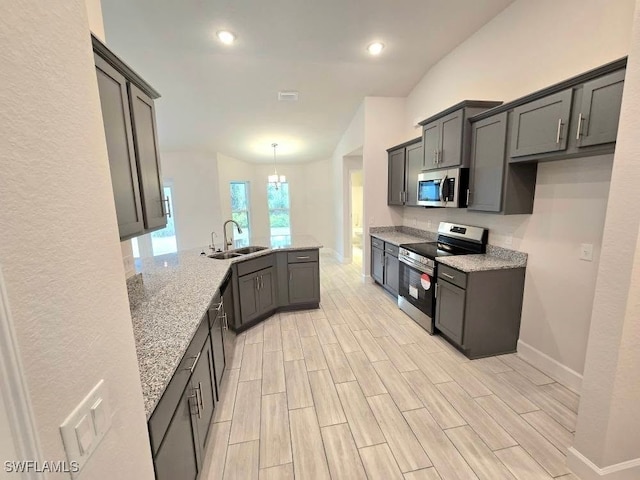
129;237;323;418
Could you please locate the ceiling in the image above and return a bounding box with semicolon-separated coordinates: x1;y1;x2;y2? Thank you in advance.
102;0;514;163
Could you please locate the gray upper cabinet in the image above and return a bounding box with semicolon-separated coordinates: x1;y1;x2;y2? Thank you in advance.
92;35;164;241
422;122;440;170
387;148;406;206
468;113;508;212
288;262;320;305
129;84;167;231
419;101;503;172
510;89;574;158
95;55;144;239
405;142;423;207
439;110;464;168
576;69;625;148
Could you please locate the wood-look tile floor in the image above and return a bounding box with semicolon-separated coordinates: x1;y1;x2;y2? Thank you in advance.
202;255;580;480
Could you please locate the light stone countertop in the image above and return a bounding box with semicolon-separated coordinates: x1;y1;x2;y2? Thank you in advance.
369;228;436;246
128;235;322;417
436;254;526;272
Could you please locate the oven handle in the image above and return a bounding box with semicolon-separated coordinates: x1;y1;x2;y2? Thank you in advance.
439;175;447;203
399;256;434;276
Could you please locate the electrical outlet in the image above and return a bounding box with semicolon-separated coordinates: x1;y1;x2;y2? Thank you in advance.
580;243;594;261
412;217;417;227
504;235;513;247
369;217;375;225
427;220;432;229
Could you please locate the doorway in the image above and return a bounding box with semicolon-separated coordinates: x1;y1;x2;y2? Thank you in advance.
349;169;364;266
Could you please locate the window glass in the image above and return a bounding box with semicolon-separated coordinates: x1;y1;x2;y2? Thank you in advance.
267;182;291;247
150;186;177;255
230;182;251;247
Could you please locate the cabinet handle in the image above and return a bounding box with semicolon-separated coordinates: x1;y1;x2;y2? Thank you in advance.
466;189;471;205
434;150;438;165
213;300;224;312
185;351;201;373
576;113;584;140
164;196;171;218
260;275;264;290
441;272;455;280
197;381;204;414
556;118;563;144
435;283;438;298
296;256;310;260
222;313;228;330
437;150;442;164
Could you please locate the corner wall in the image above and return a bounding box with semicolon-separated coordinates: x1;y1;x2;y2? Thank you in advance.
0;1;154;478
399;0;635;386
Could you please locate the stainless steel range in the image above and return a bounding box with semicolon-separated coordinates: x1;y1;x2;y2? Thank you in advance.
398;222;487;334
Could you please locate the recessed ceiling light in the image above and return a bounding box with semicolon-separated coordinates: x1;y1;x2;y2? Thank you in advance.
217;30;236;45
367;42;385;56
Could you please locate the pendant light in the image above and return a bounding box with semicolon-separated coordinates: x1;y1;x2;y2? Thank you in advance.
268;143;286;190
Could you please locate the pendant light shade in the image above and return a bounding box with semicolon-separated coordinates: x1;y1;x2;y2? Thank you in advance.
268;143;286;189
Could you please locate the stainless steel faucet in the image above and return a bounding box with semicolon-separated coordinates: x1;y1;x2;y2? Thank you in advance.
223;220;243;251
209;231;218;252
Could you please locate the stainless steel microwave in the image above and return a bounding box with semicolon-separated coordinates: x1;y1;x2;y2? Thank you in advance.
417;168;469;208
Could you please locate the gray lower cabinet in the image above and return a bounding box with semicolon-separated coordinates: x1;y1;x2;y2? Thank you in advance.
468;112;538;214
577;69;625;148
510;89;574;158
435;264;526;359
153;333;215;480
371;244;384;284
208;299;226;400
93;35;166;241
288;262;320;305
383;250;399;296
238;267;277;325
405;142;423;206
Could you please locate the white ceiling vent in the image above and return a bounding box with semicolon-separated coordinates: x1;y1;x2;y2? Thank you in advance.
278;91;299;102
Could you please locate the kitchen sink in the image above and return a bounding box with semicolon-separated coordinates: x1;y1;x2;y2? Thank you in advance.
233;246;268;254
208;252;243;260
207;245;268;260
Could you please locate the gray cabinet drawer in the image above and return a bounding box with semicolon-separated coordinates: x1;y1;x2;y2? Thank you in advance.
148;314;210;455
237;254;275;277
438;265;467;289
287;250;319;263
384;243;399;257
371;237;384;250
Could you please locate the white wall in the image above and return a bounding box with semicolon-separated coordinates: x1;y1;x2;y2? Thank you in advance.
395;0;636;385
162;151;223;251
570;1;640;474
0;1;154;478
216;154;335;250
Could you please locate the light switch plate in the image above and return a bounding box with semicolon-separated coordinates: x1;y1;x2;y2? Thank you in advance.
580;243;594;261
60;380;111;478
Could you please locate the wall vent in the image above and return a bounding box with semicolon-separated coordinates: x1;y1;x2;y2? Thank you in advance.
278;91;299;102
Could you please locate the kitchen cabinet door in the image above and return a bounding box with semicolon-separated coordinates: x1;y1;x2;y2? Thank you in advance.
387;148;406;205
371;247;384;284
510;89;573;158
438;110;464;168
383;253;400;296
129;84;167;231
577;69;625;148
257;267;277;315
190;339;215;468
288;262;320;305
238;273;259;324
94;55;144;239
405;142;423;207
221;277;236;363
209;307;225;399
435;280;466;346
422;121;440;170
468;113;507;213
153;388;198;480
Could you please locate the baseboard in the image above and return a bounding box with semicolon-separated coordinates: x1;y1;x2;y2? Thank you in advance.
567;447;640;480
516;340;582;393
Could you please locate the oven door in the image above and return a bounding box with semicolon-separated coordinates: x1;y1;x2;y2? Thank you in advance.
417;173;445;207
398;259;435;333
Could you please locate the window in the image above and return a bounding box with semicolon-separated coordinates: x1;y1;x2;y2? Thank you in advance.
131;185;177;257
230;181;251;247
267;182;290;246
